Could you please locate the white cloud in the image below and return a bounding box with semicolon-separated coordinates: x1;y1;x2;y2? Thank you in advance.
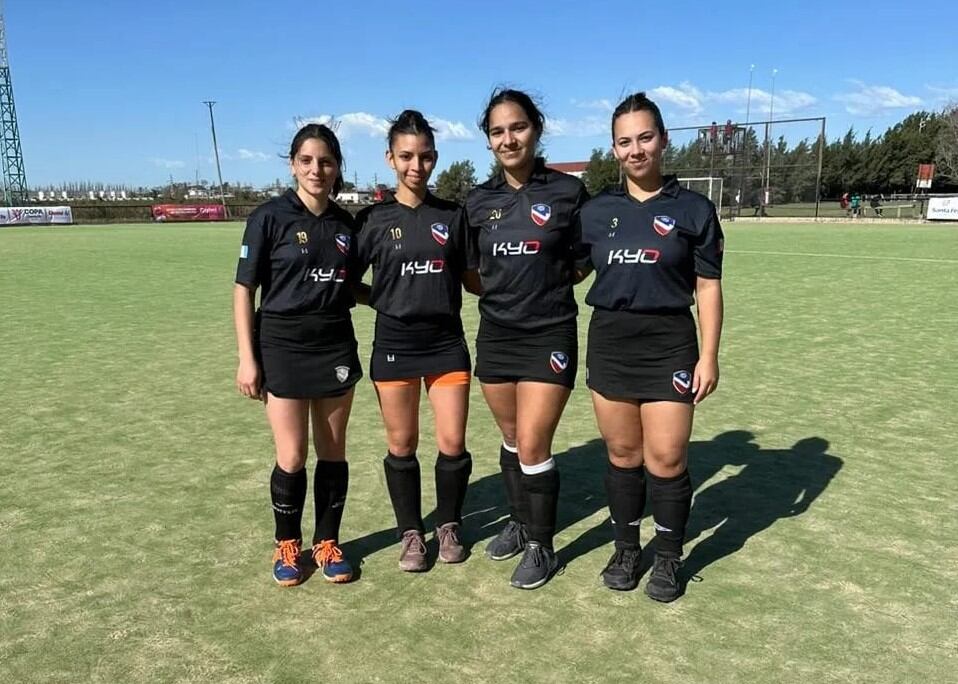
572;98;614;112
925;84;958;105
649;83;704;113
547;115;607;138
835;81;922;115
237;148;270;161
427;116;475;141
150;157;185;169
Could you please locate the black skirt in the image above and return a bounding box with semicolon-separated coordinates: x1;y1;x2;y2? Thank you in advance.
586;309;698;402
475;317;578;388
370;313;471;381
256;311;362;399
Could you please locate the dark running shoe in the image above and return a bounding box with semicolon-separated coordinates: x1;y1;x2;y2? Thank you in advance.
271;539;303;587
485;520;527;561
601;546;642;591
436;522;466;564
645;552;684;602
509;542;558;590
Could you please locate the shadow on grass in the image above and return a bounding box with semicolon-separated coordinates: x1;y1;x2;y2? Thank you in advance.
683;430;843;578
339;430;842;582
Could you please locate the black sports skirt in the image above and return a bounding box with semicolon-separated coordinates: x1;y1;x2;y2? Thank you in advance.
475;317;577;388
256;311;362;399
370;313;471;381
586;308;698;402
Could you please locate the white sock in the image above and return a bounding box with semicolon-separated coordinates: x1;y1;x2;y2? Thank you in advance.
520;457;555;476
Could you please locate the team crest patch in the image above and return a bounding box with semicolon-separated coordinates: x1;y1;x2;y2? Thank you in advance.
549;351;569;374
431;222;449;246
335;233;351;254
530;203;552;227
653;215;676;236
672;370;692;395
335;366;350;383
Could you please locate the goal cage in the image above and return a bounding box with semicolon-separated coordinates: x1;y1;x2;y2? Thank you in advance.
677;176;723;216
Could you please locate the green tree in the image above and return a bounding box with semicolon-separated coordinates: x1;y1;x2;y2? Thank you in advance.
936;103;958;183
582;148;619;195
435;160;477;204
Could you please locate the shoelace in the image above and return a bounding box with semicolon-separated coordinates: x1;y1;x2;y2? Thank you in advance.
275;540;300;568
603;547;641;574
401;531;427;555
313;540;343;566
651;555;682;585
520;543;547;568
501;520;528;546
438;525;460;547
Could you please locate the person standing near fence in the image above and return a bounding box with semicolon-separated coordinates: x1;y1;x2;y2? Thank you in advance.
234;123;361;586
464;88;589;590
355;110;479;572
575;92;724;602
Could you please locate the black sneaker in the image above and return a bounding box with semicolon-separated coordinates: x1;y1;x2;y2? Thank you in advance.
484;519;527;561
645;552;684;602
509;542;558;590
601;546;642;591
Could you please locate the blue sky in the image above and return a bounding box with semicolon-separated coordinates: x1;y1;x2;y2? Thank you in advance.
9;0;958;189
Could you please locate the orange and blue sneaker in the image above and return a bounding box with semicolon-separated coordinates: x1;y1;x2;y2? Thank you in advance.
312;539;353;583
272;539;304;587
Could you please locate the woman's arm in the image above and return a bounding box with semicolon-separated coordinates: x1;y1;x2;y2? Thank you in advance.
233;283;261;399
692;276;723;405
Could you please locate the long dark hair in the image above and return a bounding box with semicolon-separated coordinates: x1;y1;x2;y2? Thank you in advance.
478;87;545;139
387;109;436;149
611;92;666;138
288;123;345;196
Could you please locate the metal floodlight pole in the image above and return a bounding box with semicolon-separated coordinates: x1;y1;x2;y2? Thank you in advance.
764;69;777;208
814;117;826;219
203;100;228;216
737;64;756;218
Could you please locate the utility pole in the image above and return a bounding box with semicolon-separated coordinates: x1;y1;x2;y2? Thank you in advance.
203;100;228;217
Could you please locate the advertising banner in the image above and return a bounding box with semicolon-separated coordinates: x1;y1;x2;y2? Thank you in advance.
926;197;958;221
0;206;74;225
151;204;226;222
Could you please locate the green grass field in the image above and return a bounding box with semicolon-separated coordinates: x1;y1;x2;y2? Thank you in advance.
1;221;956;683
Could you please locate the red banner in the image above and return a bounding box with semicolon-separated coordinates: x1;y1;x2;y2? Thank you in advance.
151;204;226;222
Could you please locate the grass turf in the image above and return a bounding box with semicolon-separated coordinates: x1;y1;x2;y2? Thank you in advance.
0;221;956;683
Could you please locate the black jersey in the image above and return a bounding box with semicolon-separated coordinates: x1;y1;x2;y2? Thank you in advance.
234;189;358;316
576;176;723;312
464;159;588;330
355;192;471;321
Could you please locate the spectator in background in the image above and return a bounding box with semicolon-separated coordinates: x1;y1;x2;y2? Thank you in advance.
870;195;883;217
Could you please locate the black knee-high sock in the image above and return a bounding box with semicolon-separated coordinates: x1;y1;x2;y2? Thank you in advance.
648;469;692;556
522;467;560;549
499;445;527;524
434;451;472;526
383;453;423;535
270;464;307;541
313;460;349;544
605;463;646;550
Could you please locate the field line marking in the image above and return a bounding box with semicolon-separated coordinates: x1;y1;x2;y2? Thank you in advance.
727;249;958;264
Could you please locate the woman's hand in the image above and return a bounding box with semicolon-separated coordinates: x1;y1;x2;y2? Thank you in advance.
236;358;262;400
692;354;719;405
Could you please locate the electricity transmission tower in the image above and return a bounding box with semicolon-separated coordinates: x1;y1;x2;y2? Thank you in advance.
0;1;27;206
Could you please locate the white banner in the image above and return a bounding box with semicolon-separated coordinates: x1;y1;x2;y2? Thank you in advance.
926;197;958;221
0;206;74;225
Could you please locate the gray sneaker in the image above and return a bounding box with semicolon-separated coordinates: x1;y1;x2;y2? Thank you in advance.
398;530;428;572
484;519;527;561
436;522;466;564
509;542;558;590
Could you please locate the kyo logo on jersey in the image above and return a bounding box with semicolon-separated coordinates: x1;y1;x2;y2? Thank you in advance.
653;215;676;236
672;370;692;395
400;259;445;276
549;351;569;374
530;203;552;227
607;248;661;264
492;240;541;256
303;267;347;283
431;222;449;246
335;233;351;255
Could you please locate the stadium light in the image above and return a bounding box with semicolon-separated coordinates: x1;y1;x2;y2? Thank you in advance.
203;100;228;217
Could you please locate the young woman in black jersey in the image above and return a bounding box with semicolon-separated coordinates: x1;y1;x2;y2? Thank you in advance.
355;110;478;572
464;89;589;590
234;123;361;586
575;92;724;601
